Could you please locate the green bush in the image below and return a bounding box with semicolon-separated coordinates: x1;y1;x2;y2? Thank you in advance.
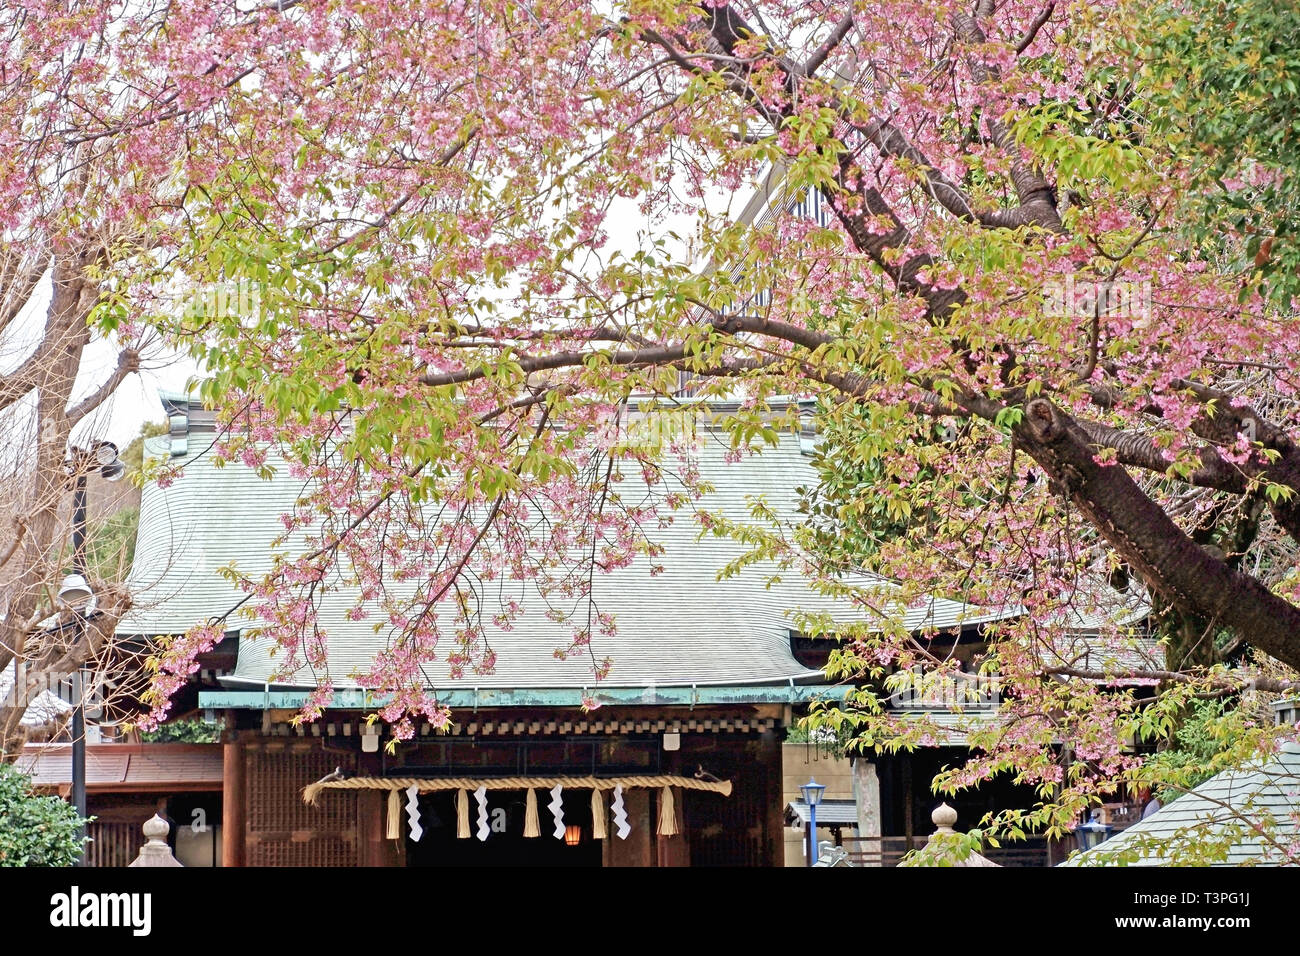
0;762;87;866
140;717;222;743
1146;698;1240;803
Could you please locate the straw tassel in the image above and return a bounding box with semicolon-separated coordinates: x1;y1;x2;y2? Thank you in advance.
386;788;401;840
456;788;470;839
524;788;541;838
657;786;679;837
591;788;607;840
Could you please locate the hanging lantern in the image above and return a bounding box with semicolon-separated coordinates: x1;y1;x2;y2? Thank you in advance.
564;824;582;847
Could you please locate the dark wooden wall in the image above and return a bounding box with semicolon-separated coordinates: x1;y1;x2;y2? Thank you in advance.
226;738;360;867
223;710;785;868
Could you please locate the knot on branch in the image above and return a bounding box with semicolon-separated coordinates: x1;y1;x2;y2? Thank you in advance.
1024;398;1061;443
709;312;746;335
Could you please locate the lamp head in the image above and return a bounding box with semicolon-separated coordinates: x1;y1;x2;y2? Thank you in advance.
93;441;119;466
58;573;94;606
800;778;826;807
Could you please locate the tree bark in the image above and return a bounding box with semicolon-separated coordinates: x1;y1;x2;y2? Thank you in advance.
1014;398;1300;671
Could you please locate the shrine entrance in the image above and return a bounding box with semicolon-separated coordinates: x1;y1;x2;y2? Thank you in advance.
405;789;603;867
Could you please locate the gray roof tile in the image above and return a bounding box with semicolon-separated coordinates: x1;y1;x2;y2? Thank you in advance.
121;430;1019;691
1068;743;1300;866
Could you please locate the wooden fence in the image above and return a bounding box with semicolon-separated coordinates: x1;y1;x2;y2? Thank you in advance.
86;821;142;868
839;835;1052;867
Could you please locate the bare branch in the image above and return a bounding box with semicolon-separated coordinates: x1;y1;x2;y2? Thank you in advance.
66;347;140;426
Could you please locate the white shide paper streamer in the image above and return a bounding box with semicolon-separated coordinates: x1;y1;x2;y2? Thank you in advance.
475;785;490;841
548;784;565;839
611;784;631;840
405;784;423;842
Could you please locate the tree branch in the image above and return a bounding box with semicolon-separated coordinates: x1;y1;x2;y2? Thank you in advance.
67;347;140;426
1015;4;1056;55
1016;397;1300;672
800;12;855;77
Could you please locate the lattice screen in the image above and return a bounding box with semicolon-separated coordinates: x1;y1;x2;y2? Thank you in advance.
686;775;766;866
87;821;142;868
246;745;358;867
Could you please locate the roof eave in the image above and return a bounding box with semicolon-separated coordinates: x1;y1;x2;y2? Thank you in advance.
200;682;849;710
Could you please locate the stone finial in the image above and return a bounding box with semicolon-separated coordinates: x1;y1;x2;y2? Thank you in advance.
905;802;1001;867
931;802;958;832
128;814;183;867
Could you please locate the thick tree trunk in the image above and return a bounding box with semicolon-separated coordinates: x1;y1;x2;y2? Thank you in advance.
1015;398;1300;672
0;244;105;758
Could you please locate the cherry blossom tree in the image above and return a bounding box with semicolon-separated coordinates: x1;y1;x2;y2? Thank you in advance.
0;2;157;754
12;0;1299;847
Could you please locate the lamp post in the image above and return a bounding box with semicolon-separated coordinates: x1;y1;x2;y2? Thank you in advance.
800;778;826;866
58;441;125;866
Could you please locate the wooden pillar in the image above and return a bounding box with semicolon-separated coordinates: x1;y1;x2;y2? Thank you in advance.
902;758;915;850
358;789;404;866
853;758;881;839
655;787;690;867
222;738;246;867
603;789;653;867
354;747;402;867
760;731;784;867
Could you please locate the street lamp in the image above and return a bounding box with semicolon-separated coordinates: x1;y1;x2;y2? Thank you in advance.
1073;813;1114;853
58;441;126;866
800;778;826;866
91;441;126;482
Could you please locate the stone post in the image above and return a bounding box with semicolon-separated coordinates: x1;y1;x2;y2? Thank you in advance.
128;814;183;867
852;758;881;839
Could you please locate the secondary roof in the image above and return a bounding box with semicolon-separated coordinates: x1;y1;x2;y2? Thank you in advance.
1067;741;1300;866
